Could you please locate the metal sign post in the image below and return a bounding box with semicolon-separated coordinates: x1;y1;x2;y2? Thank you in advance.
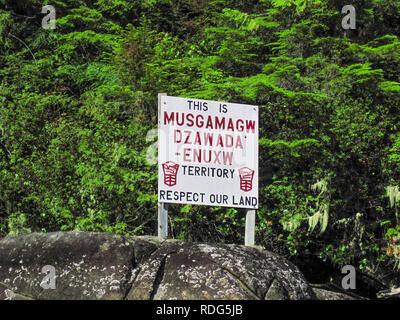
158;93;168;239
245;209;255;246
158;202;168;239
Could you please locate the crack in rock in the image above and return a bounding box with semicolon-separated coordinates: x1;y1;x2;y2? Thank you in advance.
203;256;261;300
149;250;178;300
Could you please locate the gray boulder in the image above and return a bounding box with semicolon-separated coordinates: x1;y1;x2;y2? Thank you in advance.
311;286;360;300
0;232;145;300
0;232;315;300
127;241;315;300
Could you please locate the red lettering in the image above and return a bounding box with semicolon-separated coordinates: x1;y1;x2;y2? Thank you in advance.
164;111;174;125
227;119;234;131
214;151;221;164
196;115;204;128
183;148;191;162
193;148;201;163
236;136;243;149
216;134;223;147
184;130;192;144
206;116;213;129
164;112;256;136
236;119;244;132
174;129;182;143
194;131;201;145
176;112;184;126
186;113;194;127
215;116;225;130
203;150;212;163
204;132;213;146
226;134;233;148
246;120;256;133
223;151;233;165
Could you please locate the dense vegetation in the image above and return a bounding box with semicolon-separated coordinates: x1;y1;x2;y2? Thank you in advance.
1;0;400;284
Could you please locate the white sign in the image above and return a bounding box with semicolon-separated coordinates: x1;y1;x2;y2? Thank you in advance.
158;96;258;209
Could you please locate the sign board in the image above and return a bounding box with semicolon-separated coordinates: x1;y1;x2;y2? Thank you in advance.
158;96;258;209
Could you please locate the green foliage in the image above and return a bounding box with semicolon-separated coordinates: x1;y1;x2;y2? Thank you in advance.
1;0;400;276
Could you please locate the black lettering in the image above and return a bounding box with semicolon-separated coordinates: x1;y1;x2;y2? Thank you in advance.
253;197;258;206
160;190;165;200
246;196;252;207
232;195;238;205
166;190;173;200
210;194;215;203
210;167;215;176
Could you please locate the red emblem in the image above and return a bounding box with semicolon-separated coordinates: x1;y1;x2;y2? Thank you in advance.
162;161;179;187
239;167;255;192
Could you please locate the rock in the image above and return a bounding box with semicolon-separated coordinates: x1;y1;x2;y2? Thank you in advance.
126;241;315;300
377;287;400;300
0;283;33;300
0;232;316;300
0;232;145;300
310;283;371;300
311;287;358;300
